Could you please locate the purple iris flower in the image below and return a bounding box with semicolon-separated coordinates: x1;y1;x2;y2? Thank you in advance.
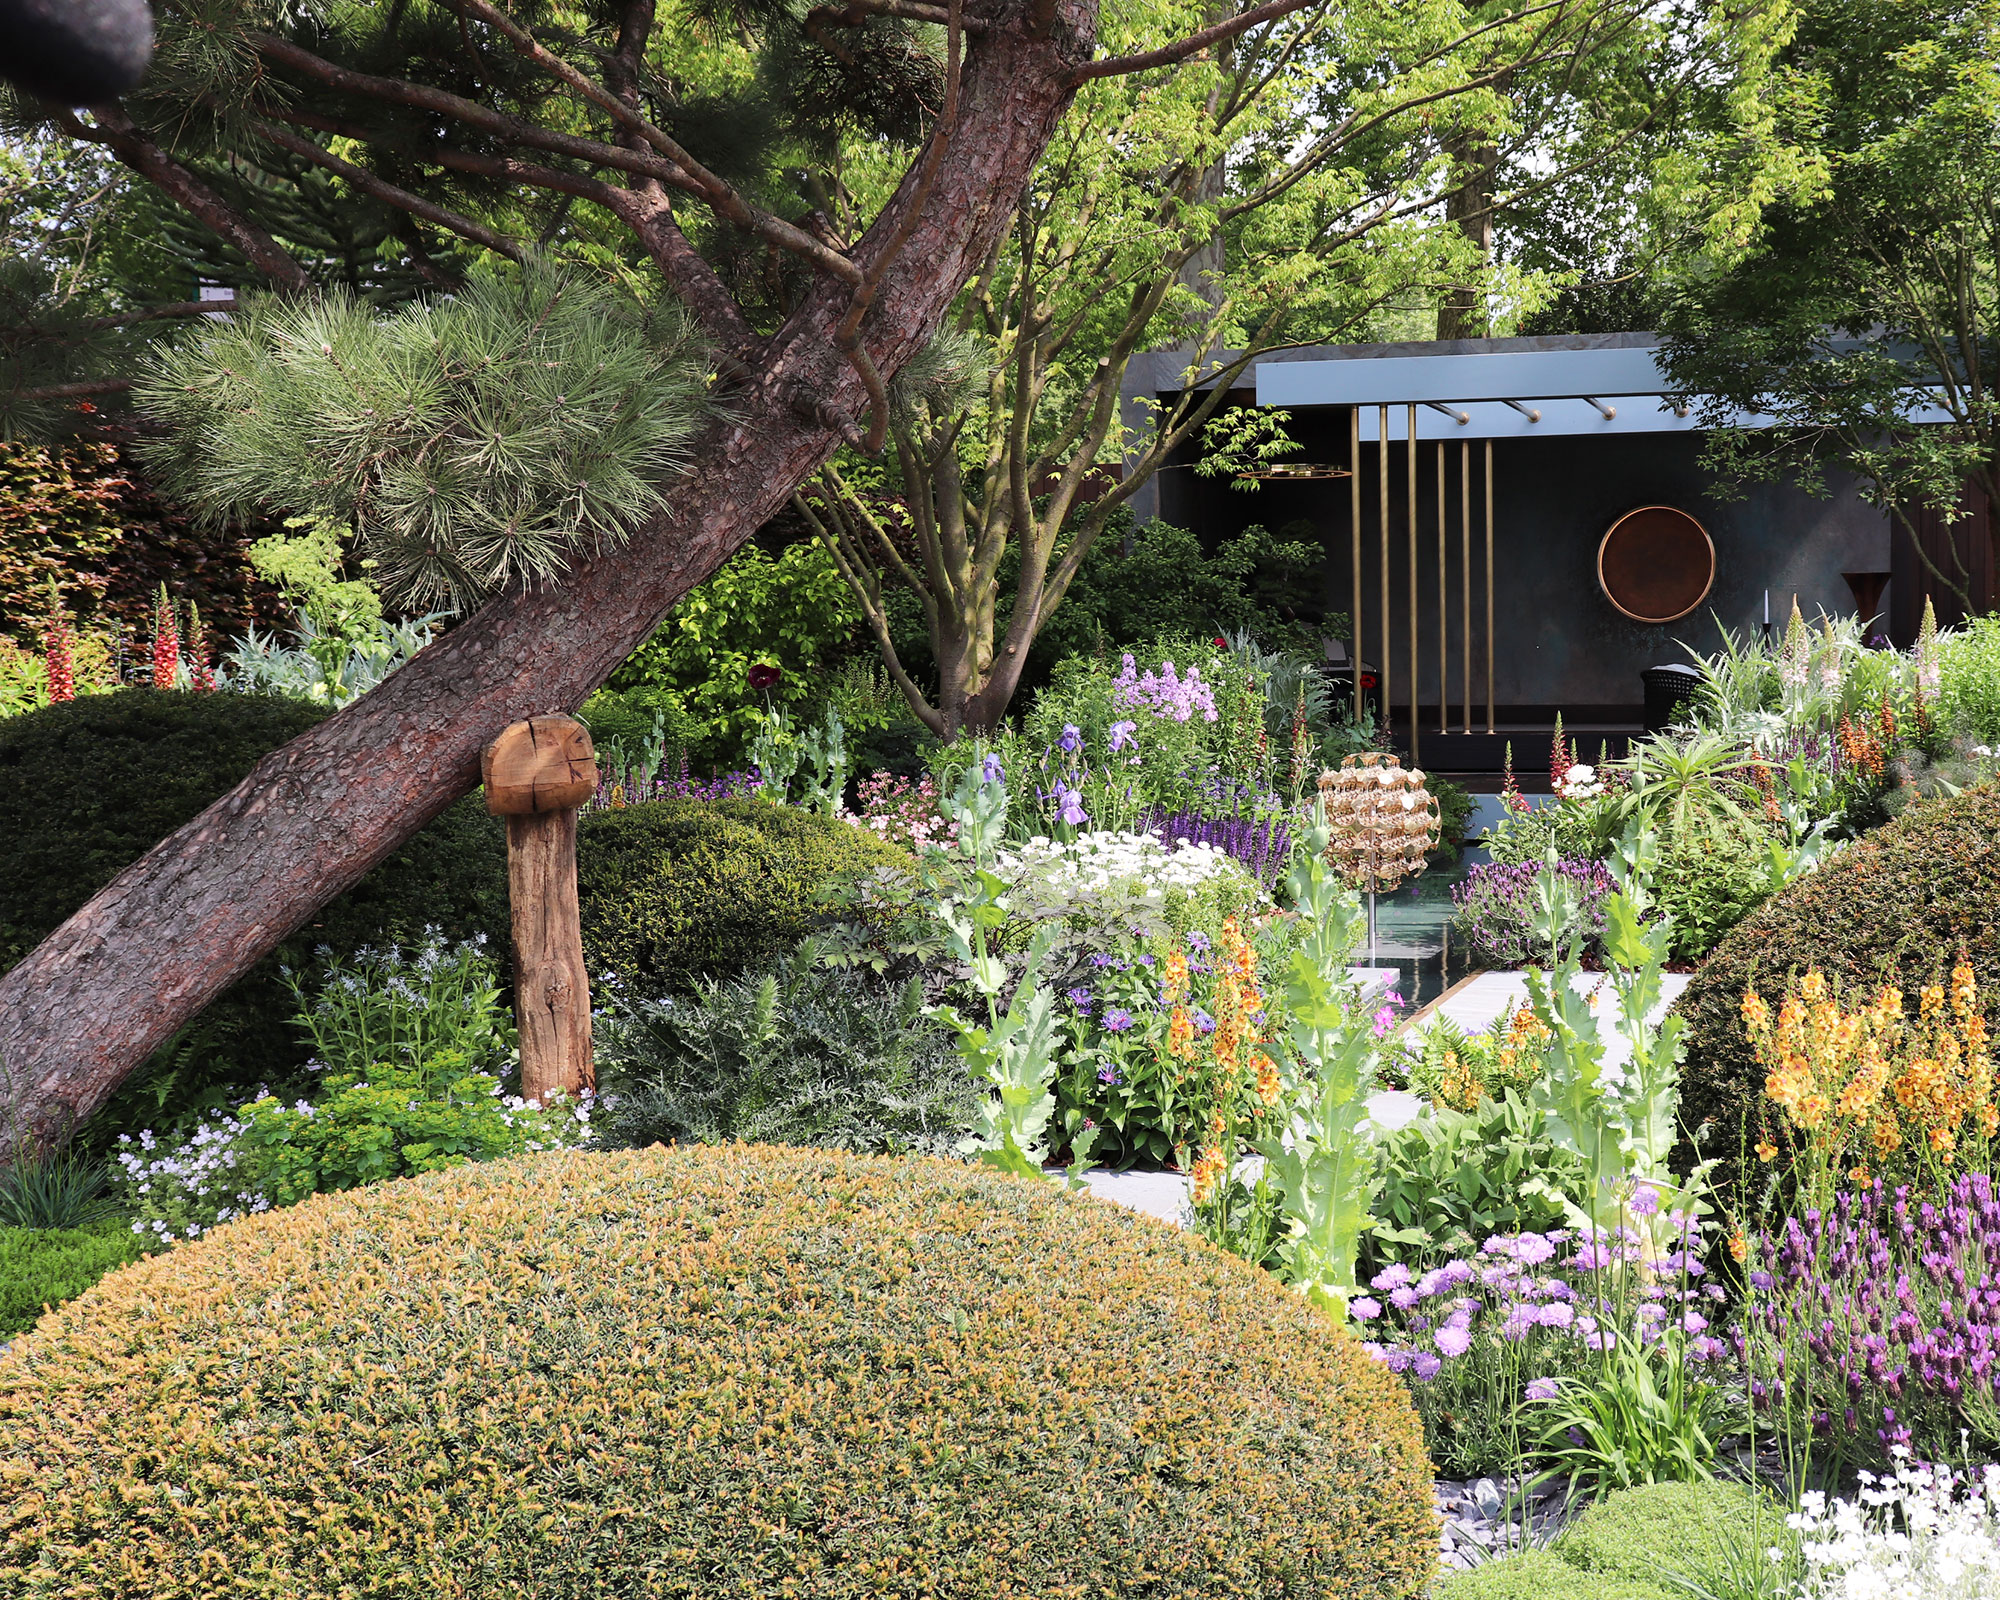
1108;720;1137;752
1058;723;1082;753
1057;784;1088;826
981;752;1004;784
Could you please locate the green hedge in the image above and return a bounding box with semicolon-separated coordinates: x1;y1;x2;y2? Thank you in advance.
0;1145;1438;1597
0;1221;143;1337
578;797;910;998
1673;783;2000;1193
0;690;510;1138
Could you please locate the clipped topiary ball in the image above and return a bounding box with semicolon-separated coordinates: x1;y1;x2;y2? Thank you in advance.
0;689;510;1135
578;797;912;997
1674;784;2000;1194
0;1146;1437;1597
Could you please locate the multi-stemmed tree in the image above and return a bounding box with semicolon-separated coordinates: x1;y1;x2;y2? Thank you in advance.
0;0;1303;1151
793;0;1798;737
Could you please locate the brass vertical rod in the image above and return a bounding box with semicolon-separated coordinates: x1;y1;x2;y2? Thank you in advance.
1484;439;1496;734
1407;403;1419;767
1437;439;1447;736
1378;404;1390;740
1460;439;1472;734
1350;405;1363;723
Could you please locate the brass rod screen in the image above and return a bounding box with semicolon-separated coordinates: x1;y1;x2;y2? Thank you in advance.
1379;404;1390;738
1460;440;1472;734
1350;406;1362;722
1484;439;1495;734
1407;404;1418;767
1437;440;1447;736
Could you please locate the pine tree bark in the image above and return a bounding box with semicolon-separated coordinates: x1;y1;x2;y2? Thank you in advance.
0;0;1098;1154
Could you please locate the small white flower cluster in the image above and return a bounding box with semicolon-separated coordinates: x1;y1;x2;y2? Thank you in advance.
996;830;1245;896
1556;762;1605;801
114;1115;272;1243
1789;1451;2000;1600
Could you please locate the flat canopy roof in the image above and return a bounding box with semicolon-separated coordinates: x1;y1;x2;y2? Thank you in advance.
1253;343;1754;439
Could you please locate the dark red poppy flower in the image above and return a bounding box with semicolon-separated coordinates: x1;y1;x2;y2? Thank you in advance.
1360;673;1378;689
747;663;782;691
1213;636;1227;648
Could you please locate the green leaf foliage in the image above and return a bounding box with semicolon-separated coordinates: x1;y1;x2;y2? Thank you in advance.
0;691;510;1141
594;941;975;1156
135;261;712;610
576;798;912;1001
1673;783;2000;1202
606;537;862;770
0;1145;1440;1598
0;1220;142;1338
1434;1548;1672;1600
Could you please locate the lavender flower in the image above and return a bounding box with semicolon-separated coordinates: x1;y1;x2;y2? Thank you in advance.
1141;807;1292;887
1451;858;1616;965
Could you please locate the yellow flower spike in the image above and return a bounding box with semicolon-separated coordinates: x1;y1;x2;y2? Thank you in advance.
1801;970;1827;1003
1756;1140;1779;1162
1921;983;1945;1019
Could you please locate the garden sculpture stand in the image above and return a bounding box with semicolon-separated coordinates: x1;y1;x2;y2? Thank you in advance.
483;715;599;1105
1317;754;1441;968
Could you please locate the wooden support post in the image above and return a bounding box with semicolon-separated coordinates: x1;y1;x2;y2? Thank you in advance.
483;715;599;1105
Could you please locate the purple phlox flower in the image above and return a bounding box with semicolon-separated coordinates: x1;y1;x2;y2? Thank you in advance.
1097;1064;1121;1086
1065;986;1095;1013
1103;1008;1134;1033
1350;1296;1383;1321
1058;723;1082;754
1109;720;1138;753
1525;1377;1561;1401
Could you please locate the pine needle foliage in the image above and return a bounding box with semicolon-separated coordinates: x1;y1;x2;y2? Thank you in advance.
134;260;712;608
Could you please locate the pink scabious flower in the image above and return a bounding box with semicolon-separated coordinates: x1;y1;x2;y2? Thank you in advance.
1525;1377;1560;1401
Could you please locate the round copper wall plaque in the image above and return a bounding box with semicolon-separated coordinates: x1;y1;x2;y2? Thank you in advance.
1598;506;1715;624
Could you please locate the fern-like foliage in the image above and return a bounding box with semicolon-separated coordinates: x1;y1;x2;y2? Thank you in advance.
134;259;712;608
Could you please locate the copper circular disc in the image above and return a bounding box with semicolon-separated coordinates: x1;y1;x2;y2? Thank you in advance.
1598;506;1715;624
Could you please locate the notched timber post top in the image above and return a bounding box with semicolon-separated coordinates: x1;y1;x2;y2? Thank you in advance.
482;716;599;814
483;715;598;1106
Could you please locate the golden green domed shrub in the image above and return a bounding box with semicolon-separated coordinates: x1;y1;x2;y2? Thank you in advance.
0;1146;1435;1599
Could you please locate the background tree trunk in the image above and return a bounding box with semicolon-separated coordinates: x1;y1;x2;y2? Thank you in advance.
0;3;1096;1155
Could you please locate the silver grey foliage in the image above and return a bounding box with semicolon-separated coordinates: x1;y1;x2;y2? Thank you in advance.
134;259;713;609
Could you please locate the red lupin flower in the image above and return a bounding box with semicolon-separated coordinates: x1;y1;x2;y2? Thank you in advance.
152;584;180;690
43;581;75;703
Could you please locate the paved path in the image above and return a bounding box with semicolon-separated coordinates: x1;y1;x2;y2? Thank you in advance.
1408;969;1691;1067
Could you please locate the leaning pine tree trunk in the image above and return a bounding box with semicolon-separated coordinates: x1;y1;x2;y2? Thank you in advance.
0;4;1094;1154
